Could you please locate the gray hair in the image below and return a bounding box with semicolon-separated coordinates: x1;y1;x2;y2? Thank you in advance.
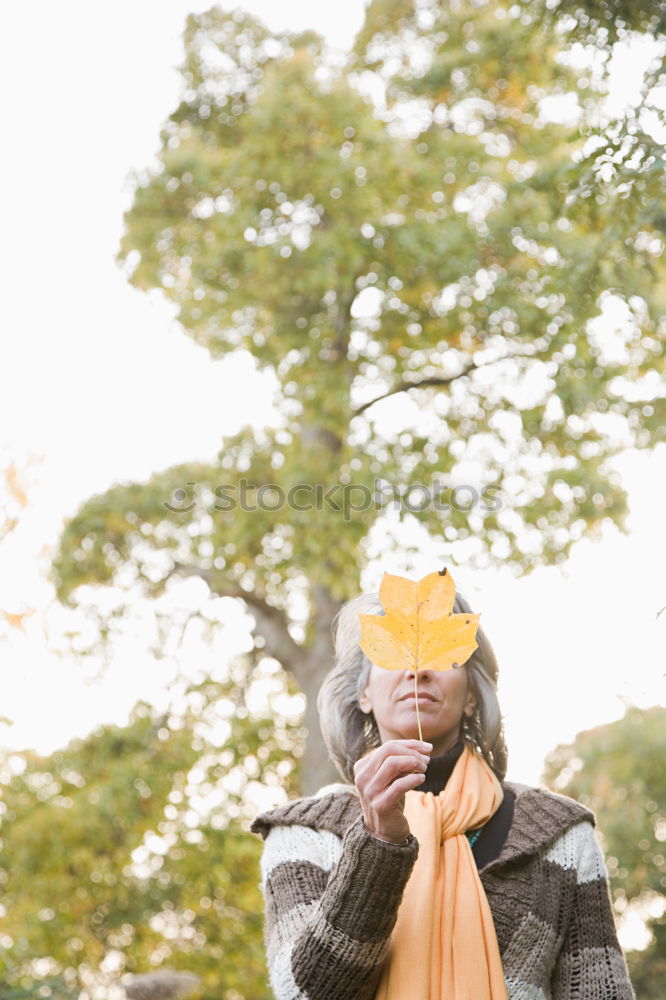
317;588;508;783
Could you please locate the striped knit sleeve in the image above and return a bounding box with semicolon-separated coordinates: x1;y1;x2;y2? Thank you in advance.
551;821;635;1000
258;812;419;1000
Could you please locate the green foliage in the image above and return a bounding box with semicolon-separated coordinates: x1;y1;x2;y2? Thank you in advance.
0;660;301;998
543;706;666;996
97;0;666;612
532;0;666;42
0;976;80;999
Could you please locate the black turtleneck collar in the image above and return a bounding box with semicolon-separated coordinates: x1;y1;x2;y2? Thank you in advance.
419;738;465;795
415;738;516;869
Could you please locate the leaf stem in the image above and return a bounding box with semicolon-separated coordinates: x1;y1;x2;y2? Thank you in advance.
414;672;423;741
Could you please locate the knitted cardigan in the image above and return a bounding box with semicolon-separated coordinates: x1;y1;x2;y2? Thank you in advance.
250;780;635;1000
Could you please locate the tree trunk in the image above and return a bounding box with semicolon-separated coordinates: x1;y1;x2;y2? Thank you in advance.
293;582;345;796
171;557;349;796
298;659;341;796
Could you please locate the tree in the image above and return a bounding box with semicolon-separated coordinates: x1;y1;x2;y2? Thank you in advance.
543;705;666;997
0;661;298;999
53;0;666;795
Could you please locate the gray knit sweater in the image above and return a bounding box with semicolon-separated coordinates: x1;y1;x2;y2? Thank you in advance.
250;780;635;1000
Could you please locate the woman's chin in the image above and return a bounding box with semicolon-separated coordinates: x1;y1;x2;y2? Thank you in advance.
394;713;461;742
395;703;440;731
397;723;437;741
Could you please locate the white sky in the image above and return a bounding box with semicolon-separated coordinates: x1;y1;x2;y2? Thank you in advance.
1;0;665;888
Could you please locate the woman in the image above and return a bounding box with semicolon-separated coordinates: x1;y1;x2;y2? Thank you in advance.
250;588;635;1000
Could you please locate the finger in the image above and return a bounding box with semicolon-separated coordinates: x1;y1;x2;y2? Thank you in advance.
376;740;432;763
354;740;432;774
354;750;430;794
375;771;427;811
366;753;429;797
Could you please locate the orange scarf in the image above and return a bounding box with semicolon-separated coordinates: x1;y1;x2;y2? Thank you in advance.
374;744;508;1000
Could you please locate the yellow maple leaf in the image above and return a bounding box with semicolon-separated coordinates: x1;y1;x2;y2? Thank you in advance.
358;567;480;673
358;567;480;739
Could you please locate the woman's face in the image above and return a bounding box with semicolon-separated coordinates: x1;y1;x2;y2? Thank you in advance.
358;661;476;757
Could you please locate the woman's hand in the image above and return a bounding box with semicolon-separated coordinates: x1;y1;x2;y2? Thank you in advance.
353;739;433;844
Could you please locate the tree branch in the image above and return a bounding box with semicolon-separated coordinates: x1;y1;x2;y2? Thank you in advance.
352;350;542;416
169;561;304;667
352;359;480;415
